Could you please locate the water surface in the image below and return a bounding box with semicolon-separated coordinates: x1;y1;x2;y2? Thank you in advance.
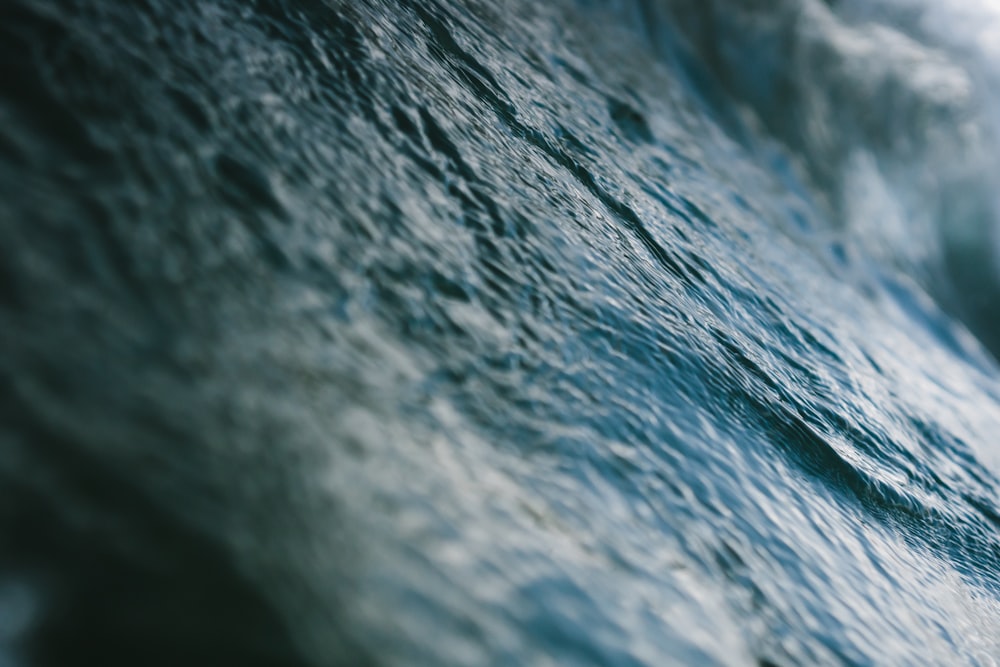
2;0;1000;665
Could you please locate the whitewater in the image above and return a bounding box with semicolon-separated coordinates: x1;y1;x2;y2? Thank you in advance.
2;0;1000;665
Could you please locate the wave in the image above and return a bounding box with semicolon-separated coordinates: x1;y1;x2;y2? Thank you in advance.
3;0;1000;665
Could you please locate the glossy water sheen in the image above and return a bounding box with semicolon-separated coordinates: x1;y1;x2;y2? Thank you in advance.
2;0;1000;665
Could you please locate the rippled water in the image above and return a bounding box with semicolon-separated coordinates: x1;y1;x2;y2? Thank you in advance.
3;0;1000;665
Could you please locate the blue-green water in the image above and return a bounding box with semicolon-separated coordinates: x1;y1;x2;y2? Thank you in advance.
3;0;1000;665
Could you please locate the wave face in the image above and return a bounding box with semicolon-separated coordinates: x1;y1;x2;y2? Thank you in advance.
2;0;1000;665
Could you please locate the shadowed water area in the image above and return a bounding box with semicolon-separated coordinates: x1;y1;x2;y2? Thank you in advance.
2;0;1000;665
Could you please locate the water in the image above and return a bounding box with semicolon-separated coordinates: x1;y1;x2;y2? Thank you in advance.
2;0;1000;665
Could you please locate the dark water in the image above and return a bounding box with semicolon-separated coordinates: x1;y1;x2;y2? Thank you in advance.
3;0;1000;665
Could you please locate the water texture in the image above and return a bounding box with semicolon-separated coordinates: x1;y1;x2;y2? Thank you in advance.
2;0;1000;665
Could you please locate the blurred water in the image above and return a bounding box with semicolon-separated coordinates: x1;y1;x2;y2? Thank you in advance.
2;0;1000;665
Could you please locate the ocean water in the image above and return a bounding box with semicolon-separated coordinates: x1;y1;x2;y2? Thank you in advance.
2;0;1000;665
